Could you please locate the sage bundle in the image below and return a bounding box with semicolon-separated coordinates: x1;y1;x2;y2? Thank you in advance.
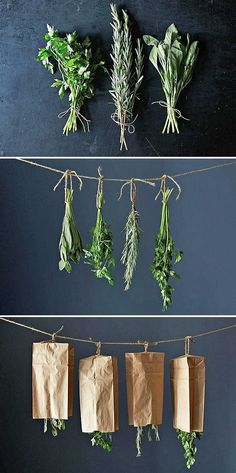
151;182;183;311
84;170;115;285
110;3;144;150
59;175;83;273
143;24;199;133
37;24;105;135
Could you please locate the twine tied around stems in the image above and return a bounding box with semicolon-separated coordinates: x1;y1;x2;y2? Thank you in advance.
53;169;83;200
184;336;195;355
96;166;104;210
118;178;155;203
152;101;190;121
111;111;138;151
155;175;181;201
58;107;90;133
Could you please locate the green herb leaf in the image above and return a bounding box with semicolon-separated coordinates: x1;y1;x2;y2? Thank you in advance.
121;205;141;290
176;429;202;469
59;188;83;272
90;431;112;452
136;424;160;457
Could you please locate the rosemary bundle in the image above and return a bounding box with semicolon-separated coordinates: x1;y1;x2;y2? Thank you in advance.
143;24;199;133
136;425;160;457
37;24;105;135
177;429;202;469
90;431;112;452
59;187;83;273
84;180;115;285
151;187;183;311
44;418;66;437
121;204;140;290
110;3;144;150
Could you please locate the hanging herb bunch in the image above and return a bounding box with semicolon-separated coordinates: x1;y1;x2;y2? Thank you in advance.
136;424;160;457
143;24;199;133
90;431;113;452
37;24;105;135
44;418;66;437
58;172;83;273
84;167;115;285
110;3;144;150
176;430;202;469
151;177;183;311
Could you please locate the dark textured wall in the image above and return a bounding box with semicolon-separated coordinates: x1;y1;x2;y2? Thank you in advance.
0;316;235;473
1;158;236;315
0;0;235;157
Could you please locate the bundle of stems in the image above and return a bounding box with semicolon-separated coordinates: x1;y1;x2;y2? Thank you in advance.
121;202;140;290
176;429;202;469
90;431;112;452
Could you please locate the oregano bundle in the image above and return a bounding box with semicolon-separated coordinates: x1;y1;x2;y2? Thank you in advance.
90;431;112;452
176;430;202;469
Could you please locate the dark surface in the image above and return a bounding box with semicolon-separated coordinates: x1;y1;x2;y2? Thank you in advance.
1;158;236;315
0;316;236;473
0;0;235;157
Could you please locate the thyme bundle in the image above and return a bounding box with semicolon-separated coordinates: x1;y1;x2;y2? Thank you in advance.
110;3;144;150
136;425;160;457
151;185;183;311
121;198;141;290
143;24;199;133
90;431;112;452
177;430;202;469
44;418;66;437
37;24;105;135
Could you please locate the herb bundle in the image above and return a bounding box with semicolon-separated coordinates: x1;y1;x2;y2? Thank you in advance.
121;203;140;290
143;24;199;133
44;418;66;437
59;185;83;273
90;431;112;452
177;430;202;469
136;425;160;457
110;3;144;150
84;175;115;285
37;24;105;135
151;186;183;311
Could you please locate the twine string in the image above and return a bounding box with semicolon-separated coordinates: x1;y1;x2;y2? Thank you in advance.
53;169;83;196
111;111;138;134
184;336;195;355
152;101;190;121
155;174;181;201
58;107;90;133
118;178;155;201
96;341;102;356
96;166;104;210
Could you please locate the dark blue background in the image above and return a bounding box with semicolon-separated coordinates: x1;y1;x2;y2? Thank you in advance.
0;0;235;156
0;316;235;473
1;158;236;315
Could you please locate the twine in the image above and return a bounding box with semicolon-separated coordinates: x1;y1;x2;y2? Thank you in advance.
96;166;104;210
53;169;83;196
152;101;190;121
184;336;195;355
111;111;138;134
118;178;155;202
58;107;90;133
96;341;101;356
155;175;182;201
41;325;64;344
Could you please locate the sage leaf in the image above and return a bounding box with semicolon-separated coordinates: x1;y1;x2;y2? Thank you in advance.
59;188;83;273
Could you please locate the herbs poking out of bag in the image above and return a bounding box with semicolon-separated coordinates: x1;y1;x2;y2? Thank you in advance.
44;418;66;437
37;24;105;135
110;3;144;150
143;24;199;133
151;187;183;311
176;430;202;469
121;204;141;290
84;189;115;285
59;187;83;273
90;431;112;452
136;425;160;457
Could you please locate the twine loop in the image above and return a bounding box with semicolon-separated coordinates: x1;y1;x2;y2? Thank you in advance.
184;336;195;355
152;101;190;121
111;111;138;134
96;341;101;356
155;174;181;201
96;166;104;209
53;169;83;200
41;325;64;344
58;107;90;132
118;178;155;202
144;341;149;352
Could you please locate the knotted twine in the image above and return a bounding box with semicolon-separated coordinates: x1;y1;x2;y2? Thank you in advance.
53;169;83;202
155;175;182;201
58;107;91;133
152;101;190;122
111;111;138;151
118;178;156;207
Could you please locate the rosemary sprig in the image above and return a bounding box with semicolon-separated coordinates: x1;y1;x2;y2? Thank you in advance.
176;429;202;469
90;431;112;452
136;424;160;457
151;187;183;311
44;418;66;437
143;24;199;133
121;204;140;290
110;3;144;150
59;187;83;273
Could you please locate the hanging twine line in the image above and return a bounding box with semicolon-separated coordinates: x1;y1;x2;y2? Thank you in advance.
152;101;190;121
155;175;182;201
118;178;156;202
58;107;90;133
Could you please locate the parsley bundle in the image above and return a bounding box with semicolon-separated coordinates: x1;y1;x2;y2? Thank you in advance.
177;430;202;469
90;431;112;452
151;186;183;311
110;3;144;150
44;418;66;437
37;24;105;135
136;425;160;457
143;24;199;133
121;198;141;291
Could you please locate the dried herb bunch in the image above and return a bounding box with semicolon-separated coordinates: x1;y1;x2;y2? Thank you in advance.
84;173;115;285
136;425;160;457
59;178;83;273
143;24;199;133
110;3;144;150
151;185;183;311
44;418;66;437
177;430;202;469
37;24;105;135
90;431;112;452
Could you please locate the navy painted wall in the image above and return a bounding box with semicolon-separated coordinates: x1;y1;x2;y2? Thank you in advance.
0;0;235;157
0;316;236;473
1;158;236;315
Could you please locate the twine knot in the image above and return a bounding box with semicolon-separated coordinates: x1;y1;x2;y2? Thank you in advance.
152;101;190;121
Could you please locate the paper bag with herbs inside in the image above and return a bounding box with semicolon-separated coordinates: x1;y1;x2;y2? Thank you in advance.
170;355;205;433
32;342;74;420
79;355;119;433
125;351;165;427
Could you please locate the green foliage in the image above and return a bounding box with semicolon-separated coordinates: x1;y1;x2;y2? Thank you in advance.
37;24;105;134
84;193;115;285
110;3;144;150
143;24;199;133
90;431;112;452
44;418;66;437
136;424;160;457
176;429;202;469
121;205;141;290
151;188;183;311
59;188;83;273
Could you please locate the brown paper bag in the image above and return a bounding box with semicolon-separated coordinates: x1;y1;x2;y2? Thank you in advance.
170;355;205;433
79;355;119;433
32;342;74;420
125;352;165;427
